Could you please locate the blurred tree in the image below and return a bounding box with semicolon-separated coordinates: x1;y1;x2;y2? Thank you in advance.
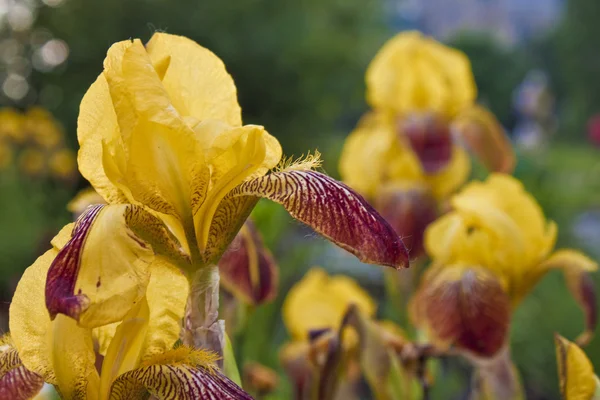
448;32;533;130
555;0;600;141
35;0;389;172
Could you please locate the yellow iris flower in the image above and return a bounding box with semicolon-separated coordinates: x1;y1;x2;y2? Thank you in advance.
7;32;409;397
4;226;251;400
555;335;600;400
412;174;598;358
340;31;513;259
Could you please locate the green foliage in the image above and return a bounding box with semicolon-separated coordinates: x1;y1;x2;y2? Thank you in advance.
448;32;533;126
554;0;600;140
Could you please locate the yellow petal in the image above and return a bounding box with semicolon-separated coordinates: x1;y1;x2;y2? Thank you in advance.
9;250;99;400
77;71;128;204
538;251;598;345
108;347;252;399
339;112;407;199
99;298;149;400
194;123;281;260
105;39;205;218
282;268;375;341
145;32;242;127
366;31;476;117
555;335;598;400
45;205;154;328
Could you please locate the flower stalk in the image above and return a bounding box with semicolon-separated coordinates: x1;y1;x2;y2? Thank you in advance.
470;347;523;400
182;265;225;363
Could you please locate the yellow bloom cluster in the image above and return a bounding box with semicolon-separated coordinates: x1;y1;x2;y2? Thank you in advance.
0;107;77;181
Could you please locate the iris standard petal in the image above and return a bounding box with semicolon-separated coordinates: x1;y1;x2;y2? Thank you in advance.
145;33;242;127
223;169;410;269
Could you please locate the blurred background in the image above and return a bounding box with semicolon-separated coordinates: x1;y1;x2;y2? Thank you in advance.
0;0;599;398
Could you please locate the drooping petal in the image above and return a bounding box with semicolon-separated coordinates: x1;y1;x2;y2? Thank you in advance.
555;335;599;400
9;250;99;400
108;347;252;399
538;250;598;346
0;335;44;400
452;104;515;174
375;183;438;259
223;169;410;269
45;204;155;327
398;113;453;173
145;33;242;127
411;265;510;358
219;220;278;305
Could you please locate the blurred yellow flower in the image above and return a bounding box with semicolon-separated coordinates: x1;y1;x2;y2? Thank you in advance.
555;335;600;400
18;148;46;177
25;107;64;150
366;31;476;118
340;32;514;259
0;108;25;143
283;268;375;340
67;187;107;217
412;174;598;358
0;140;13;170
48;148;77;180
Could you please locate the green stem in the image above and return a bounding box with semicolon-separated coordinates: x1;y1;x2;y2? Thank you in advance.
181;265;225;364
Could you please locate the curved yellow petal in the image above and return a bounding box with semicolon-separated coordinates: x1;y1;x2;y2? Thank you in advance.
145;32;242;127
99;298;149;400
282;268;375;341
366;31;476;117
555;335;598;400
538;251;598;345
9;250;99;400
194;123;281;259
77;72;127;204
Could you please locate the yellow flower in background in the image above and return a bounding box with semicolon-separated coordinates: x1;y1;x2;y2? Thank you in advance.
5;228;253;400
412;174;598;359
48;148;77;180
0;108;25;143
283;268;375;340
366;31;476;118
0;140;13;171
67;187;107;218
555;335;600;400
25;107;65;150
17;148;46;177
339;31;514;258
